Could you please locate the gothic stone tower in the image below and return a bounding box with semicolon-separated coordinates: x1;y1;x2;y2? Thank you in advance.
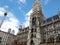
27;0;45;45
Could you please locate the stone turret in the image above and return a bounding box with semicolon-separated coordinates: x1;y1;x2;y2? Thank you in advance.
8;28;11;33
58;9;60;18
18;25;23;34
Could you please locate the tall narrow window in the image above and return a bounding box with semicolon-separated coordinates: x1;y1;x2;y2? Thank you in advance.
31;34;33;38
0;37;2;43
30;40;34;45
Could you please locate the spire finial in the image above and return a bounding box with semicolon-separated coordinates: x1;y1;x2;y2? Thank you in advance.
58;8;60;12
58;8;60;14
35;0;40;3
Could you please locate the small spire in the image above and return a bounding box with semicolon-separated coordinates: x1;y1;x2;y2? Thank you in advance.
19;23;24;30
19;23;23;29
35;0;40;4
58;8;60;15
8;28;11;33
35;0;40;2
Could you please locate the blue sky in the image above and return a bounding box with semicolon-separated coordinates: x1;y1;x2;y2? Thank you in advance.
0;0;60;34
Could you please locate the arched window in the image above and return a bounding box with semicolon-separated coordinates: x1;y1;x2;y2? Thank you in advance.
30;40;34;45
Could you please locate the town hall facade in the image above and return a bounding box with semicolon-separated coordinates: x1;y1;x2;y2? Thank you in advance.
0;0;60;45
15;0;60;45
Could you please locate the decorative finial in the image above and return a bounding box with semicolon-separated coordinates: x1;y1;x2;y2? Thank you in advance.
58;8;60;12
4;9;9;16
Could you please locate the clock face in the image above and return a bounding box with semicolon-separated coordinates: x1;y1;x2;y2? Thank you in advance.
32;17;36;29
32;17;36;27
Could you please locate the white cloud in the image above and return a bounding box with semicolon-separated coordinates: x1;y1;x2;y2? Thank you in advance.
4;5;9;9
0;11;4;17
0;7;19;35
18;0;26;4
0;7;5;17
19;7;25;14
45;0;49;5
23;9;33;27
0;8;5;11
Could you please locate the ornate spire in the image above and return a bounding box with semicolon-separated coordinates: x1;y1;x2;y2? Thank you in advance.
35;0;40;3
33;0;42;11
